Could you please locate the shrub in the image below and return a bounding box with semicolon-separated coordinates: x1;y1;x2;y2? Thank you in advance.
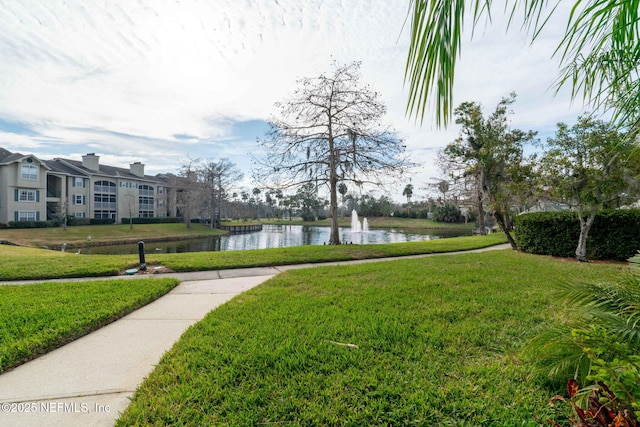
514;210;640;261
67;217;91;226
90;218;116;225
300;211;316;221
432;204;464;223
121;217;182;225
8;220;59;229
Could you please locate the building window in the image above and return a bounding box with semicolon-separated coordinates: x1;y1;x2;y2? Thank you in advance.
73;195;86;205
94;210;116;219
157;186;164;195
139;185;154;196
21;164;38;180
73;177;85;187
94;180;116;212
74;212;85;218
17;211;38;221
139;185;154;216
19;189;37;202
95;180;116;193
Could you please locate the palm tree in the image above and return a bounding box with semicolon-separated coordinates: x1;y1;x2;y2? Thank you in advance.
405;1;639;129
525;270;640;416
402;183;414;204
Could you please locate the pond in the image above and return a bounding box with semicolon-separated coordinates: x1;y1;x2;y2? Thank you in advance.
83;224;472;255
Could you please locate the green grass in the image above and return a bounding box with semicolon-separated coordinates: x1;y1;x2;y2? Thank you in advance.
0;246;139;280
117;251;628;426
149;233;507;272
0;223;225;248
0;234;507;281
0;278;179;373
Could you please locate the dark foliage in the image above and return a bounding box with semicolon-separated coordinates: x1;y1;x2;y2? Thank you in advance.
515;210;640;260
8;220;60;228
121;217;181;225
432;204;465;223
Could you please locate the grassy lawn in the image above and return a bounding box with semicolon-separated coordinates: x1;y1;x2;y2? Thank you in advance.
0;246;139;280
0;223;225;248
117;251;628;426
0;278;179;373
0;234;507;281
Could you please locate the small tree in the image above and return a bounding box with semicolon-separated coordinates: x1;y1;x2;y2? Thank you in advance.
540;116;640;261
254;61;413;244
177;159;201;229
443;93;537;248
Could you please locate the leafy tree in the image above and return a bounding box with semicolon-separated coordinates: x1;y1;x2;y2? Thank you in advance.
540;116;640;262
405;1;640;129
443;93;537;247
254;61;413;244
358;193;394;217
296;183;325;221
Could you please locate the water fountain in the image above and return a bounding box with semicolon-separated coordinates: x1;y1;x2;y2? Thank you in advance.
351;210;369;233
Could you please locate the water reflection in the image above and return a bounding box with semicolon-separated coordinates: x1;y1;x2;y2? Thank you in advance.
84;224;471;255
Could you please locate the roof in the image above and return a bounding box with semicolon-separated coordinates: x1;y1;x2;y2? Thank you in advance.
43;159;88;176
0;147;50;169
54;158;165;183
1;147;170;184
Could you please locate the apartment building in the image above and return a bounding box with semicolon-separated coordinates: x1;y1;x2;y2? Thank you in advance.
0;148;177;225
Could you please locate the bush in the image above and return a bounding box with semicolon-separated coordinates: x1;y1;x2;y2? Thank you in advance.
300;211;316;222
90;218;116;225
432;204;464;223
514;209;640;260
67;217;91;226
121;217;181;225
8;220;59;229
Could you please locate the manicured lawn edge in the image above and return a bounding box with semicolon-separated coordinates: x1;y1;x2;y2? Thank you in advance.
149;233;508;272
0;234;507;281
0;278;179;373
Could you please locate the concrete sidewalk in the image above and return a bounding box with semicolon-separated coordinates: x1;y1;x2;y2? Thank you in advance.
0;274;276;427
0;244;511;426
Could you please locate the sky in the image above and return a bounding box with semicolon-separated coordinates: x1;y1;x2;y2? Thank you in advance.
0;0;588;202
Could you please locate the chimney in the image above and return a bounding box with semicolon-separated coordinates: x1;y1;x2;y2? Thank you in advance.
130;161;145;177
82;153;100;171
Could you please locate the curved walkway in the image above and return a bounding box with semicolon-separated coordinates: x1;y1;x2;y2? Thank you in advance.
0;244;510;427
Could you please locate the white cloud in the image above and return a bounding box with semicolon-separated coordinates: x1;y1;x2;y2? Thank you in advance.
0;0;590;200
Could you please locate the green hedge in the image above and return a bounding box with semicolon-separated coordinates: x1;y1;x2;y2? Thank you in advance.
8;220;60;229
514;210;640;260
121;217;181;225
65;217;115;226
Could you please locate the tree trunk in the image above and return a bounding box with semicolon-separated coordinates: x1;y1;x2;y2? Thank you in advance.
576;211;596;262
328;160;341;245
476;185;486;235
494;210;517;250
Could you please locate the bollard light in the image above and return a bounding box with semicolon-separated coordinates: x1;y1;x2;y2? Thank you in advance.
138;241;147;271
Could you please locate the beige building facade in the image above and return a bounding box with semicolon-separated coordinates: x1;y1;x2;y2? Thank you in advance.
0;148;176;225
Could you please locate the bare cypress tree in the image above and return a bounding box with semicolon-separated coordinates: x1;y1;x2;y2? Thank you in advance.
254;61;413;244
200;158;244;228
